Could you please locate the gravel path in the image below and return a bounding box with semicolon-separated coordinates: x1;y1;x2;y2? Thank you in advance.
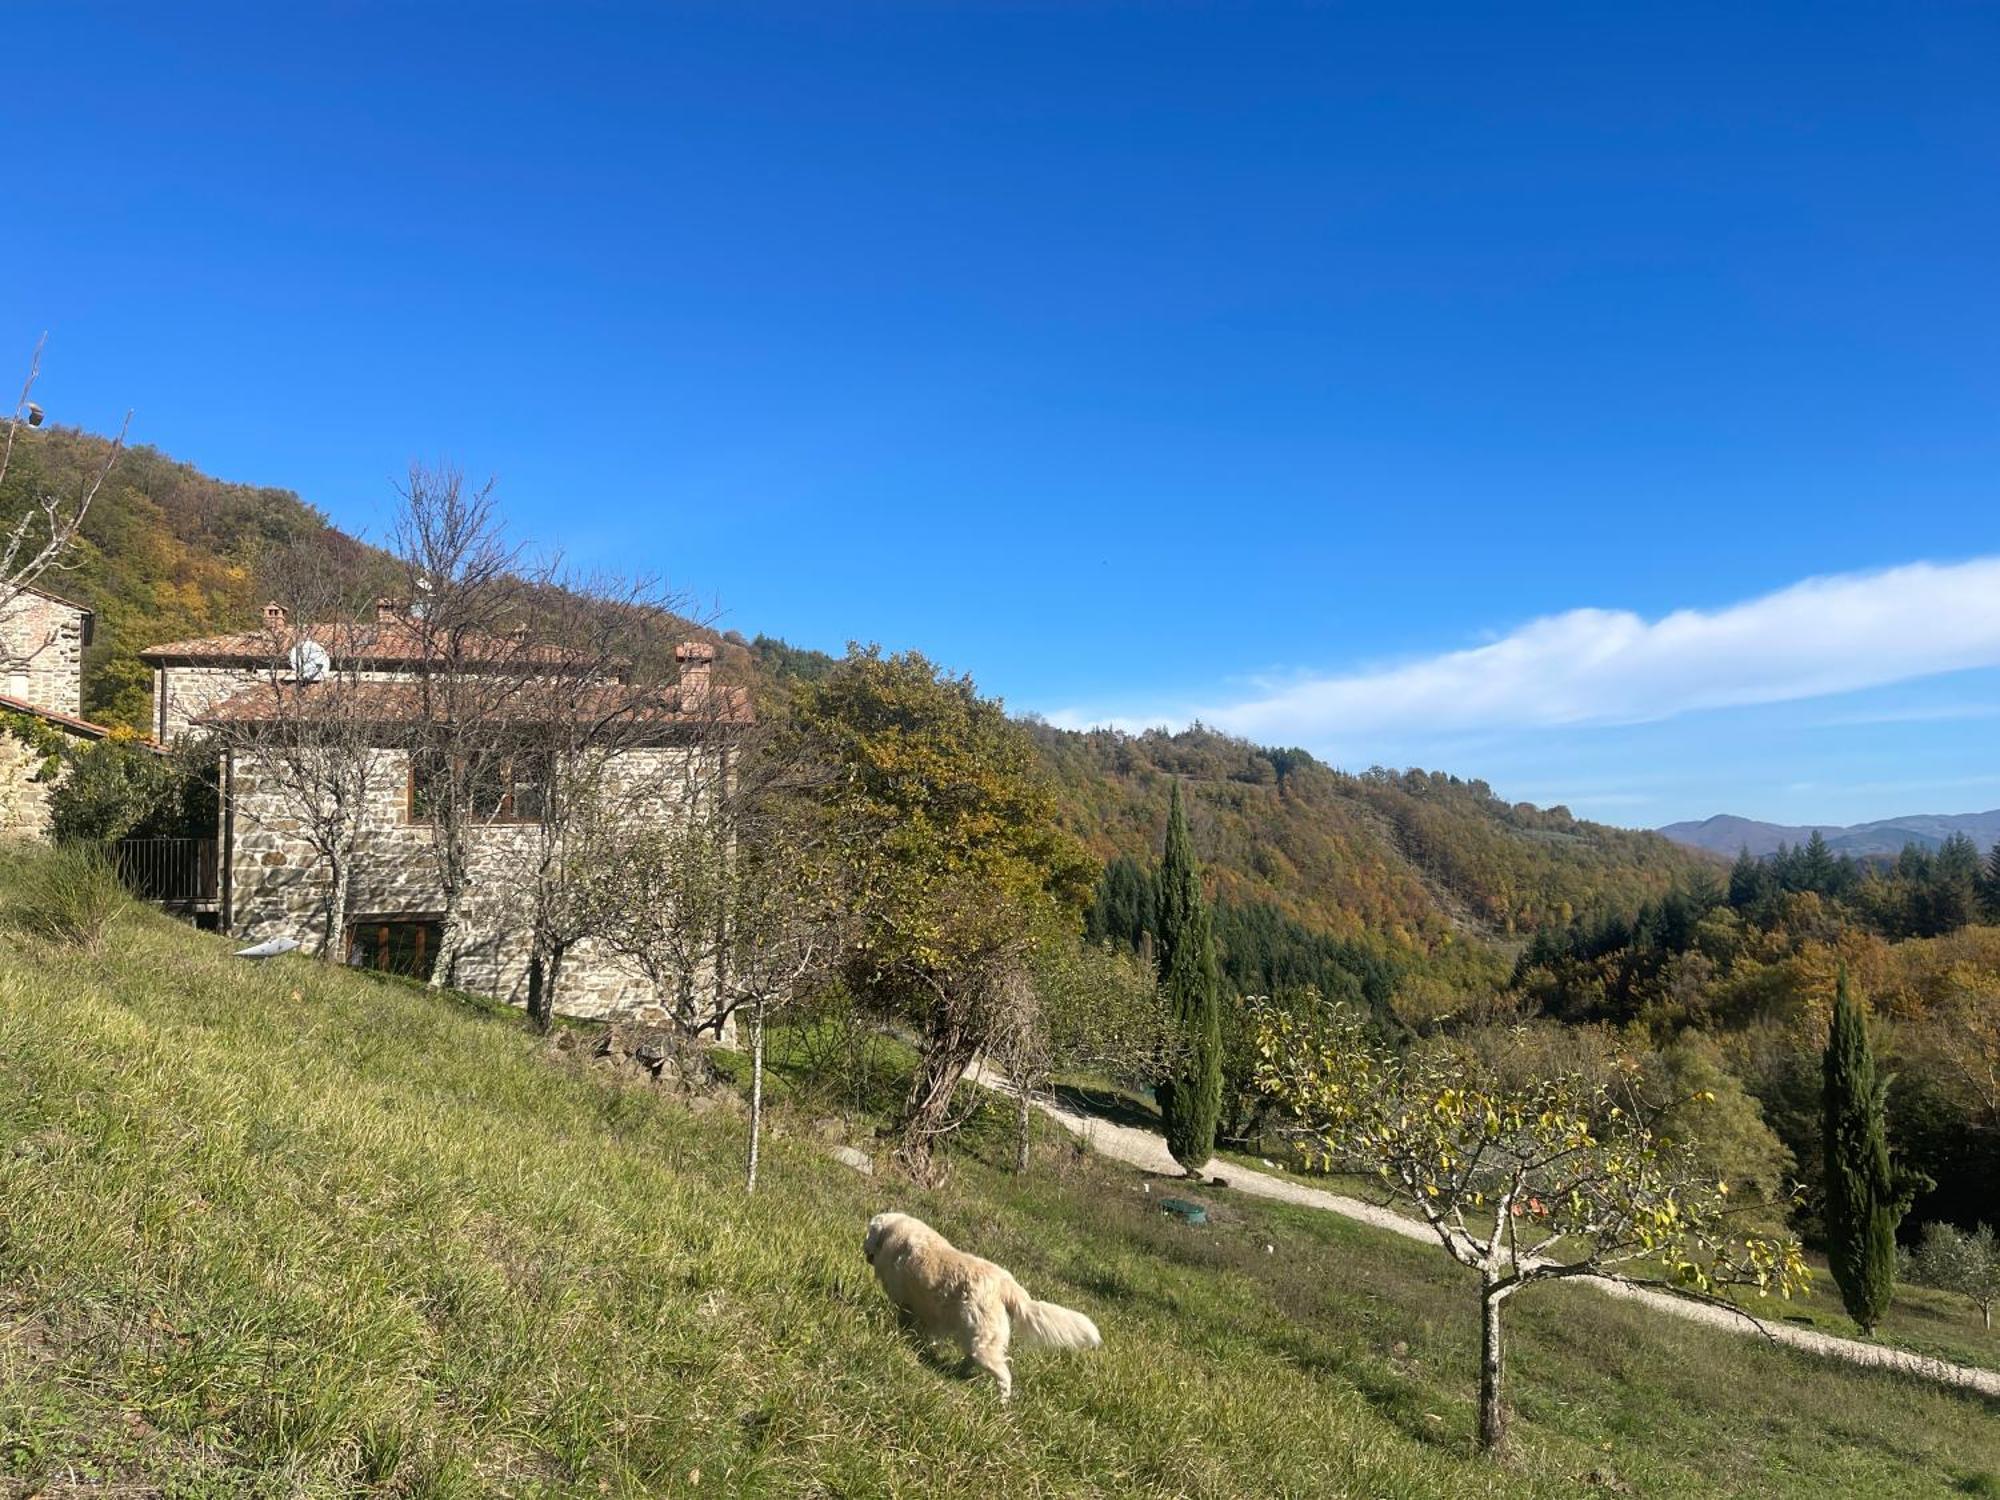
1009;1078;2000;1399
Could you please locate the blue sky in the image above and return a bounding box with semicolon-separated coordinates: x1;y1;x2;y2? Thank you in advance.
5;3;1999;828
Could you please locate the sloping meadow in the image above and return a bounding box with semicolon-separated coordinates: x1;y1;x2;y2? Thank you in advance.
0;878;1992;1496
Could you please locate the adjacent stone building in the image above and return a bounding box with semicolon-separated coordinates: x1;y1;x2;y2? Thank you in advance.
0;583;117;840
148;603;747;1022
0;584;93;718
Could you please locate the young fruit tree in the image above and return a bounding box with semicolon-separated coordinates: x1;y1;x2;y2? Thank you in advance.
600;713;844;1190
997;923;1173;1173
496;585;710;1031
389;462;536;989
1254;1004;1811;1453
207;542;384;959
1906;1221;1999;1331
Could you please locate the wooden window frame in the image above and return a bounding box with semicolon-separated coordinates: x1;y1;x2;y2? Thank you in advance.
345;913;443;980
404;748;549;825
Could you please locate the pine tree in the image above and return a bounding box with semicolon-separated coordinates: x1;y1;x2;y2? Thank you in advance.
1727;847;1763;910
1800;829;1838;895
1981;841;2000;924
1155;779;1222;1175
1821;967;1923;1332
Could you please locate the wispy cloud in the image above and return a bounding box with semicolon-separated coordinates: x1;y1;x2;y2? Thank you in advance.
1805;702;2000;729
1051;557;2000;742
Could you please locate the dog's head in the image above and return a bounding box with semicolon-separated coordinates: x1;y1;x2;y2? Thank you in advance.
863;1211;909;1266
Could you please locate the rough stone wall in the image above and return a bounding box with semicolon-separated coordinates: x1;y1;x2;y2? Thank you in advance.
0;593;88;718
154;662;424;742
226;742;714;1021
156;664;267;742
0;731;64;840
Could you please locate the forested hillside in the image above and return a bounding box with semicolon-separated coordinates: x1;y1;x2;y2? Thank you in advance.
0;425;387;729
1515;833;2000;1230
5;426;1710;970
1031;723;1713;946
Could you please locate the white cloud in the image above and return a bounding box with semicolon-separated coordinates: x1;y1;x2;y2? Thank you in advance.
1051;557;2000;742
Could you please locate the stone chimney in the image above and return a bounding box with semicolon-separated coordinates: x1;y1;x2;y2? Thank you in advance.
263;601;288;632
374;597;406;623
675;640;716;695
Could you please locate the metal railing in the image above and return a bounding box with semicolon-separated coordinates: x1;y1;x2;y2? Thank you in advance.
114;837;219;904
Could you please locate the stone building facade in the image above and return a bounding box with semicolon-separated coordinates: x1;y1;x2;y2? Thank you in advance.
221;738;718;1019
0;585;93;719
0;584;115;840
0;729;64;839
153;603;742;1023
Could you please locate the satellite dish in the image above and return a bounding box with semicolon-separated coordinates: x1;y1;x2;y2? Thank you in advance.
290;639;331;683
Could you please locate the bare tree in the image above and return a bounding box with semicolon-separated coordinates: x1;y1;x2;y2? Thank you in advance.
209;542;384;957
997;931;1173;1173
388;463;540;989
599;717;845;1187
0;334;131;613
502;582;718;1030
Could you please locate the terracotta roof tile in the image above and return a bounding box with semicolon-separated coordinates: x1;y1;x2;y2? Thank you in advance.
139;618;595;668
0;693;148;745
196;678;752;731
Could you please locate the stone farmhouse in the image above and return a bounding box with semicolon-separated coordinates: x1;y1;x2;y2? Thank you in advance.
0;583;119;838
141;600;749;1021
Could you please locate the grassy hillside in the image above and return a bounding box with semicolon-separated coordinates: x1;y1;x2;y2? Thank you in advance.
0;864;1992;1497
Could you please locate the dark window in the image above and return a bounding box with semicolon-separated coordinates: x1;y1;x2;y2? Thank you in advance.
346;917;441;980
407;750;549;823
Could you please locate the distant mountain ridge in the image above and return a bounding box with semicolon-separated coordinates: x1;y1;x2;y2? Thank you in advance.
1659;809;2000;858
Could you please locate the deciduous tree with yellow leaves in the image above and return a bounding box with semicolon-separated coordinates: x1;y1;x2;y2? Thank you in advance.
1255;1006;1810;1452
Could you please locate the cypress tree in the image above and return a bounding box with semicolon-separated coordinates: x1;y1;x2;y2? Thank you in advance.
1155;779;1222;1175
1821;966;1918;1332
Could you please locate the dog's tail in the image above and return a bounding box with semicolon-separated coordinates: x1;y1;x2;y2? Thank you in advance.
1003;1279;1102;1351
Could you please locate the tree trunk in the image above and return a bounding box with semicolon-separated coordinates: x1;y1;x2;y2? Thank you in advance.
1478;1281;1507;1453
429;885;466;990
319;857;351;961
527;953;548;1033
893;1016;979;1183
547;942;566;1018
526;941;565;1033
1013;1071;1032;1174
746;995;766;1193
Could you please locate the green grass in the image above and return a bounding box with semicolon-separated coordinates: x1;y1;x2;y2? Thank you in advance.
1065;1072;2000;1374
1710;1251;2000;1374
0;863;1993;1496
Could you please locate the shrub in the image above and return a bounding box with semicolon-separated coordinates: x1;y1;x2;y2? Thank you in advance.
1907;1221;1999;1330
48;731;217;845
12;843;133;951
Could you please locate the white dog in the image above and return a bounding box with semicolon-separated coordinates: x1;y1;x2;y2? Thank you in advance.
862;1211;1102;1400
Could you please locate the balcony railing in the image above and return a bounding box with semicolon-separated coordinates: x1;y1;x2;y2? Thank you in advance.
114;837;219;905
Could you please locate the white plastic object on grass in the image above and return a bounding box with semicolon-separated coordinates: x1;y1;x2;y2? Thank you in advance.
234;936;301;960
